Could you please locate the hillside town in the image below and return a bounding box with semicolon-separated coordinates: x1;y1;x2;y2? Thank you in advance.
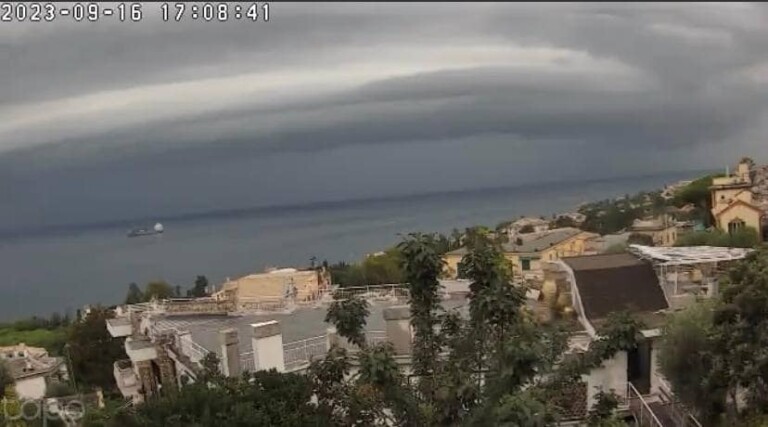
4;157;768;425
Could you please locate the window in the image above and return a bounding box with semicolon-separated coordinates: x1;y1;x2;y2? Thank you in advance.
521;258;531;271
728;218;745;234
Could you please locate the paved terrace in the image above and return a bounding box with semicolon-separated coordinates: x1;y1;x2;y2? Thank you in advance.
153;297;469;356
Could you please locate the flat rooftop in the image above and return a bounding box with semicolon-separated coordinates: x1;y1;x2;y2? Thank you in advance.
153;297;469;356
628;244;752;265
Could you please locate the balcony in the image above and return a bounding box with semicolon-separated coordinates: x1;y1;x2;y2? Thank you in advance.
106;317;132;338
125;337;157;362
113;359;140;398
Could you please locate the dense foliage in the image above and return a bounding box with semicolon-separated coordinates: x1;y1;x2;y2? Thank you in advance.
327;233;462;287
0;360;13;397
578;190;666;235
125;277;210;304
675;227;759;248
67;307;128;391
0;312;71;355
659;247;768;424
99;232;640;426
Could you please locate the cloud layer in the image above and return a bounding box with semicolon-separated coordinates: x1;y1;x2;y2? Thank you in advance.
2;2;768;228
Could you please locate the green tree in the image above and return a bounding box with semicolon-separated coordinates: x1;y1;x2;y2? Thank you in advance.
627;232;654;246
143;281;175;301
187;275;209;298
123;370;326;426
603;243;628;254
709;247;768;415
658;300;723;419
67;307;127;390
676;227;759;248
124;282;144;304
658;247;768;423
398;233;445;403
0;360;13;397
0;386;24;427
326;293;369;348
586;389;624;427
45;380;76;398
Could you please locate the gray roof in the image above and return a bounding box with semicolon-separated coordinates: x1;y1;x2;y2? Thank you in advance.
501;228;583;254
563;253;669;325
154;297;469;356
445;228;584;257
5;356;63;380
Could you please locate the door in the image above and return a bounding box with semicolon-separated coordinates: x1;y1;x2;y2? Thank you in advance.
627;339;652;395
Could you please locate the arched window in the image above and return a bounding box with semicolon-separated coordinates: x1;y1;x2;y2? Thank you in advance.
728;218;745;235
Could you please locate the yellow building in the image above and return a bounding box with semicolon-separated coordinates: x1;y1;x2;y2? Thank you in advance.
629;215;678;247
710;160;764;241
213;268;331;304
443;227;599;281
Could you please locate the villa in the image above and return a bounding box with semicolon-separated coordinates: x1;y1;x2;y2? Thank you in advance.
0;343;69;400
501;216;551;236
710;158;767;241
443;227;599;281
211;267;332;311
629;214;678;247
105;244;750;424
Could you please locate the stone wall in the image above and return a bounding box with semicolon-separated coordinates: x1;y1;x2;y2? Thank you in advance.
154;335;178;395
162;299;234;315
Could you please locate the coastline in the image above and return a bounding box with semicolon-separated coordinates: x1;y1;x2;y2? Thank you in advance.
0;169;708;321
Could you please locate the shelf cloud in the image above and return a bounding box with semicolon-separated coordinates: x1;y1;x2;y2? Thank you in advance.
2;2;768;227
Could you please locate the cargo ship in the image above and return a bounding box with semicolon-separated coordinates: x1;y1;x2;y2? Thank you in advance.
127;222;164;238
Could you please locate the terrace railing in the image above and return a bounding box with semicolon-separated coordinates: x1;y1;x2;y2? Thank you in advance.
240;351;257;373
323;284;410;302
283;335;328;372
627;382;664;427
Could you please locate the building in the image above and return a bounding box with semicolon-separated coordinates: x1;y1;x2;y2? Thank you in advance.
0;344;69;400
660;180;693;200
212;267;331;310
105;283;461;404
628;215;678;246
710;159;765;241
501;216;550;236
555;253;669;399
105;245;752;423
537;245;750;422
443;227;599;281
555;212;587;226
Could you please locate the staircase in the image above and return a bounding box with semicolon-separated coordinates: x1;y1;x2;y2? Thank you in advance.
626;382;703;427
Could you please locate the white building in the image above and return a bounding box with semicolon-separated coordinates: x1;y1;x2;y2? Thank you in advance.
0;344;68;400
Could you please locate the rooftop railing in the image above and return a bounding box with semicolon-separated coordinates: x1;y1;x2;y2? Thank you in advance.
283;335;328;372
627;382;664;427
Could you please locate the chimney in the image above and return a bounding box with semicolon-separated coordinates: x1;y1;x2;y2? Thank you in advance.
383;305;412;355
219;328;241;377
251;321;285;371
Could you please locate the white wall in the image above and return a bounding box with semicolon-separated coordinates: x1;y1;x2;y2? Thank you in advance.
584;351;628;408
650;339;662;395
15;375;47;400
254;335;284;371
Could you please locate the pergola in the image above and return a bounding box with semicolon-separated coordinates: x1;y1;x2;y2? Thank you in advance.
628;244;752;298
628;244;752;266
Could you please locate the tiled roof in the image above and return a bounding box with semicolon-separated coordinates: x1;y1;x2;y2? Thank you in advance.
563;253;668;324
5;356;62;380
445;228;586;257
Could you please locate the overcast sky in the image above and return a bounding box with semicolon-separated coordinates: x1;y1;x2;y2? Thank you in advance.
2;2;768;229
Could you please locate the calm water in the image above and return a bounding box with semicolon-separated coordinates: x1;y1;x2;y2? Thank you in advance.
0;171;703;321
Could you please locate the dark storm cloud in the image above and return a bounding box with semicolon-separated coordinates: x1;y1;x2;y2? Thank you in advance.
2;2;768;228
2;2;767;159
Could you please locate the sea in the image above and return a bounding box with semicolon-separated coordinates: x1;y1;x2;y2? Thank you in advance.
0;170;707;321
